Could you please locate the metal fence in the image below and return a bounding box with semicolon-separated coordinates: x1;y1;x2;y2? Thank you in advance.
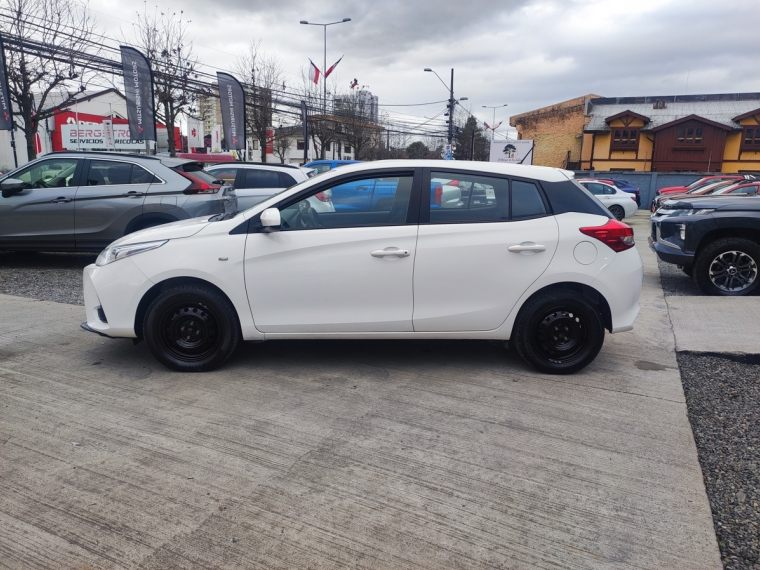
574;171;708;209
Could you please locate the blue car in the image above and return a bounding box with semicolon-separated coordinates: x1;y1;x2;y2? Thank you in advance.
599;177;640;206
304;159;361;176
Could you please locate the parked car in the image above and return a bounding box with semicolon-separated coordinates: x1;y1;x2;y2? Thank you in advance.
577;179;639;220
304;159;361;175
649;195;760;295
652;175;755;205
0;152;236;252
81;160;643;375
710;181;760;197
650;179;740;212
598;178;640;206
205;163;327;212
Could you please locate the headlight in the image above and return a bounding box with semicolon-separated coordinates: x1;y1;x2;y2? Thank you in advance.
96;240;168;266
659;208;714;217
675;223;686;241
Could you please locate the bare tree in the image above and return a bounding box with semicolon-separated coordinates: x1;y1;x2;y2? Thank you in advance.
296;67;341;160
271;126;293;164
234;41;282;162
2;0;100;160
129;6;198;156
333;90;382;160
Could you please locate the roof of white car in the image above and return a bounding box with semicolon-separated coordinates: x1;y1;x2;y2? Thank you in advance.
322;160;574;183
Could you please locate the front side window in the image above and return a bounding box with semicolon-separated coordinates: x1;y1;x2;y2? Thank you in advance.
279;174;413;230
14;158;79;188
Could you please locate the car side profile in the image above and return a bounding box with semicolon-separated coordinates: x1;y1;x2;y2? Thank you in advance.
81;160;643;375
0;152;236;252
577;179;639;220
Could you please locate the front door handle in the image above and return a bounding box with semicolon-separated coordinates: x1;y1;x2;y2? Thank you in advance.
122;191;144;198
508;243;546;253
371;248;410;258
52;197;71;203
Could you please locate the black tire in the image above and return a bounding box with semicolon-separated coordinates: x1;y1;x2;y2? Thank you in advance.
693;238;760;296
609;205;624;221
143;284;240;372
512;291;605;374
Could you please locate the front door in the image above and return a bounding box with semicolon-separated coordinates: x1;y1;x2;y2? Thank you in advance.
244;171;418;333
74;159;151;250
413;171;559;332
0;157;81;250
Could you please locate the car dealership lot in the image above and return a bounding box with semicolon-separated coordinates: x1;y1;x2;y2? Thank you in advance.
0;216;723;569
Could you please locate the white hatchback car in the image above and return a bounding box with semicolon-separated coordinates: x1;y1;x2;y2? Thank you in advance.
577;179;639;220
82;161;643;374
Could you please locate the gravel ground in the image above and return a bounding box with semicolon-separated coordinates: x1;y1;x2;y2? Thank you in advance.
0;251;95;306
657;257;704;296
678;353;760;570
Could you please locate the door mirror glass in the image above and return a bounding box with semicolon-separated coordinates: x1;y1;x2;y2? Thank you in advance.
1;178;25;196
260;207;281;227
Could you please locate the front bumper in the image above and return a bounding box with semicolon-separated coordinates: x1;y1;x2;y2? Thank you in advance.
648;217;694;266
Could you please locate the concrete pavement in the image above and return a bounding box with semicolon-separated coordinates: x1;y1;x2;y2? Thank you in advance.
0;215;722;569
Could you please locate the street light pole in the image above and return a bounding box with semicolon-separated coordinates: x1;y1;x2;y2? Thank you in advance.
424;67;466;159
482;104;508;142
300;18;351;115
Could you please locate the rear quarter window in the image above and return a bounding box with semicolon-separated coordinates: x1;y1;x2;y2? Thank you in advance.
541;180;612;217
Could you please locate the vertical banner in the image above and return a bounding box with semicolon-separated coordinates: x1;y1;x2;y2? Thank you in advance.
211;125;222;153
120;46;156;141
265;127;274;155
0;37;14;131
300;100;308;163
187;117;204;148
216;72;246;151
102;119;115;149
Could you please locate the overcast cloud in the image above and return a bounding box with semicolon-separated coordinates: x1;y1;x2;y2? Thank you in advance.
95;0;760;138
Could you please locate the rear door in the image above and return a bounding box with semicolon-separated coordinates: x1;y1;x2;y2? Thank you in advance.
0;157;81;250
74;159;151;250
413;170;558;332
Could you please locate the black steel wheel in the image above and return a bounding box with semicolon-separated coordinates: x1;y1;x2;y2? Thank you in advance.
513;291;605;374
144;284;240;372
694;238;760;296
609;205;624;221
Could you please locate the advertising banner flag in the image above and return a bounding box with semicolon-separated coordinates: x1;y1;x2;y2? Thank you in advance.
211;124;222;153
216;72;246;151
102;119;115;149
489;139;534;165
0;37;14;131
120;46;156;141
187;117;204;148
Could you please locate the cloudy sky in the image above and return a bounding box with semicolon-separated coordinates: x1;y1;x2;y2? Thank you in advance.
93;0;760;140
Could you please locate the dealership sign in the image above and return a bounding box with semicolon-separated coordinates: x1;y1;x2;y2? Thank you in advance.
489;139;534;165
61;123;145;150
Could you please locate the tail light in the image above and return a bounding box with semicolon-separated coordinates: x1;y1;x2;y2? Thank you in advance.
449;180;459;187
178;171;221;194
315;189;332;202
631;196;637;202
579;219;635;252
433;184;443;205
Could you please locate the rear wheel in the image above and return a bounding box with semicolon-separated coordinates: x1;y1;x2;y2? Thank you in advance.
513;291;605;374
609;205;624;221
693;238;760;296
144;284;240;372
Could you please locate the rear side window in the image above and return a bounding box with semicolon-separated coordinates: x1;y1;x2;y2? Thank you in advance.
244;169;281;189
131;165;159;184
209;167;238;185
512;180;547;219
86;160;132;186
429;172;510;223
542;180;612;217
279;172;298;187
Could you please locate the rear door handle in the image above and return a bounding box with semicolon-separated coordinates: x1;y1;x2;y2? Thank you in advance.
52;197;71;203
122;191;145;198
371;248;410;258
508;243;546;253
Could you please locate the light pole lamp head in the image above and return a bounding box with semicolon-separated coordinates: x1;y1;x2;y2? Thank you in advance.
459;97;468;101
342;18;351;22
423;68;432;72
300;20;308;24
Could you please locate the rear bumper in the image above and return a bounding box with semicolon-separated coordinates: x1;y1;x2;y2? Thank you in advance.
590;247;643;333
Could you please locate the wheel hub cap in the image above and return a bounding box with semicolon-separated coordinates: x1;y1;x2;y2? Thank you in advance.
161;304;220;361
709;250;757;292
536;310;587;361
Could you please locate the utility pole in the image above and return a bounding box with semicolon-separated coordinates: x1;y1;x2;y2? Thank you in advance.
447;68;454;146
301;100;309;164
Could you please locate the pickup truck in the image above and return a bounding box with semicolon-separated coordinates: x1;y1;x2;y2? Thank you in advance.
649;194;760;296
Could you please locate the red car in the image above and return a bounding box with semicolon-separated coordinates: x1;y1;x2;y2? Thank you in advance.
656;175;749;197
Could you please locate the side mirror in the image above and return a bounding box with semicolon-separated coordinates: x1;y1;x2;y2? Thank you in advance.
1;178;25;197
260;207;281;228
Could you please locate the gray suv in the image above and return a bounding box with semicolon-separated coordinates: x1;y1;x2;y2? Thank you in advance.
0;152;237;252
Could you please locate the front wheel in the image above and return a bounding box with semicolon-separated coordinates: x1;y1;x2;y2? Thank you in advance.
693;238;760;296
609;205;624;221
144;284;240;372
512;291;605;374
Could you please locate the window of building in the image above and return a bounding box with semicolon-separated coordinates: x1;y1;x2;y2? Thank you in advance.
676;126;704;145
324;142;331;151
251;139;259;150
344;144;351;153
611;128;639;150
296;140;305;150
742;127;760;150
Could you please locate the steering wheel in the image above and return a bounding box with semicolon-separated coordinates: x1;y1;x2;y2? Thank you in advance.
32;180;48;189
294;200;323;228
